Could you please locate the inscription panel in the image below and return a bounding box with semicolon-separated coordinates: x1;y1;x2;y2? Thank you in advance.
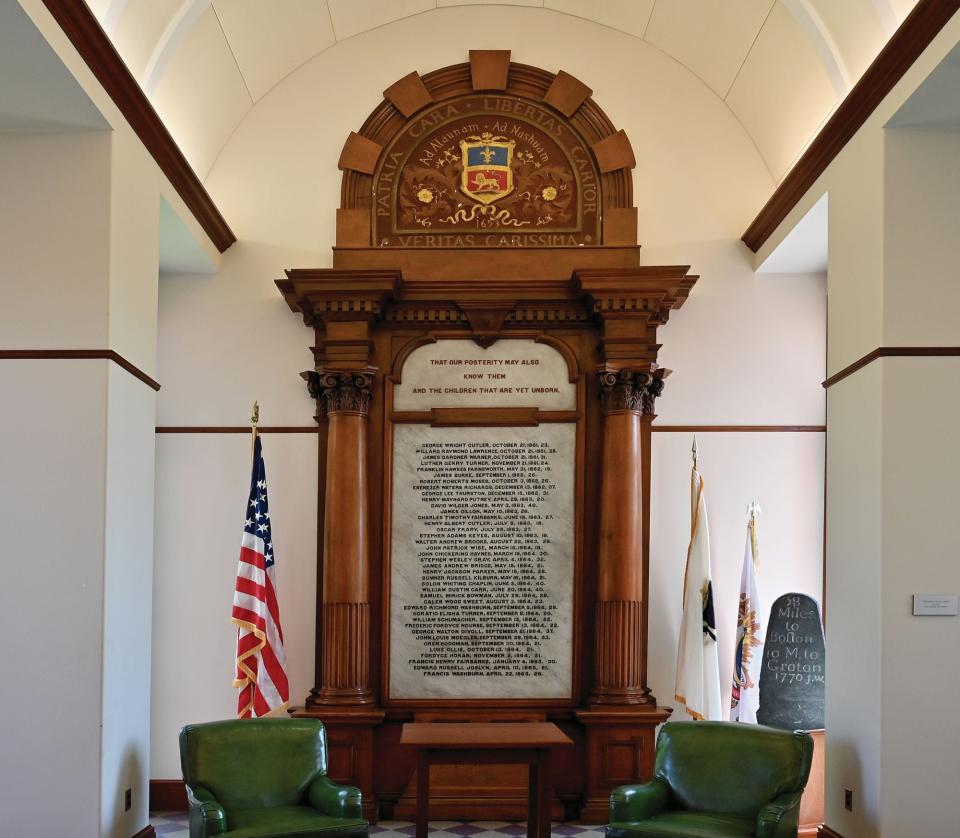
758;593;826;730
390;423;575;699
393;339;576;412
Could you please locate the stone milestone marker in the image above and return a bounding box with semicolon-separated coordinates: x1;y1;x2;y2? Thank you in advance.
758;593;825;730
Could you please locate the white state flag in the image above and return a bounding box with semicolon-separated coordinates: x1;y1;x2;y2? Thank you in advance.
730;512;764;723
675;465;723;720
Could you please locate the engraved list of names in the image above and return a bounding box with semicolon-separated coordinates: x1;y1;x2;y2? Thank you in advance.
389;341;575;699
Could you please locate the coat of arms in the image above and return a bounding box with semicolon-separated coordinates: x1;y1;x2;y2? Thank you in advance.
460;133;515;205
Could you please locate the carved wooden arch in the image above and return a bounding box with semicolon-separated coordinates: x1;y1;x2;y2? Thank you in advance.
336;50;638;252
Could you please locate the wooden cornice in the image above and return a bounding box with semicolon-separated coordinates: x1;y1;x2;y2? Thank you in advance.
277;268;698;331
742;0;960;253
40;0;236;253
575;267;698;323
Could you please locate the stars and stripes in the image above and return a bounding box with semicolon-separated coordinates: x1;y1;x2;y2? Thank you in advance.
232;435;289;717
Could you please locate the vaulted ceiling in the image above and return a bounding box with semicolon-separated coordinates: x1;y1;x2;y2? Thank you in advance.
84;0;918;190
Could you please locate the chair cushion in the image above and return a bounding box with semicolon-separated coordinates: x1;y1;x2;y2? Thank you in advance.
181;719;330;810
654;722;812;816
221;805;368;837
607;811;754;838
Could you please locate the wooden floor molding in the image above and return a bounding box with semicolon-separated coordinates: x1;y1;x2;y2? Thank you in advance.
131;826;157;838
742;0;960;252
818;825;845;838
150;779;187;812
823;346;960;388
0;349;160;391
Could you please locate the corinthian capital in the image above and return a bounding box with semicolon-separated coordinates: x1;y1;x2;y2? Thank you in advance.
598;366;668;415
302;367;377;416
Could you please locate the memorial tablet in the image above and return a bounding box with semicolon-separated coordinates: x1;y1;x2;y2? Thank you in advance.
388;339;576;700
757;593;825;730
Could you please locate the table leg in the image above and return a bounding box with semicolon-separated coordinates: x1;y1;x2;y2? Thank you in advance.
537;749;552;838
416;750;430;838
527;757;539;838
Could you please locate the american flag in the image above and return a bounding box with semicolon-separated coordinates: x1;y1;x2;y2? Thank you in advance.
231;435;289;717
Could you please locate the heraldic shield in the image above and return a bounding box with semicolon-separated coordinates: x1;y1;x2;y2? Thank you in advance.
460;133;515;205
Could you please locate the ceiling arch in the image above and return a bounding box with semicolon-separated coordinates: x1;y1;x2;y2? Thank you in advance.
92;0;918;194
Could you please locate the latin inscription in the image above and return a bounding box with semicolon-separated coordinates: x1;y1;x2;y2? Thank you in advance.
373;94;601;247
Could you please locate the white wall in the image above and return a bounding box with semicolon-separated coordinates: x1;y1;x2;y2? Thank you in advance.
879;357;960;836
0;98;160;838
824;365;884;836
150;5;826;778
151;432;318;777
650;431;825;720
101;366;158;837
760;16;960;829
0;360;108;838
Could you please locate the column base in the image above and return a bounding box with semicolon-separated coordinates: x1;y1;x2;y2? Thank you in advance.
307;686;376;706
575;705;672;823
290;705;386;821
587;685;653;706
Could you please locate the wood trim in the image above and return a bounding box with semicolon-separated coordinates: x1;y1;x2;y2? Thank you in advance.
131;826;157;838
153;423;824;433
0;349;160;391
818;826;845;838
822;346;960;388
651;424;825;432
149;778;187;812
38;0;236;253
741;0;960;252
155;426;319;433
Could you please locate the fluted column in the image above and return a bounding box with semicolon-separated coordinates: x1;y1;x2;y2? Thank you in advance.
311;368;376;705
589;367;664;706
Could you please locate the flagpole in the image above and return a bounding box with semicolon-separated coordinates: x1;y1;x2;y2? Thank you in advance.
250;400;259;459
747;501;761;569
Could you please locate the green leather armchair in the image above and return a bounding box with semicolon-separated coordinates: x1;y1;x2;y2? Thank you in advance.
607;721;813;838
179;718;368;838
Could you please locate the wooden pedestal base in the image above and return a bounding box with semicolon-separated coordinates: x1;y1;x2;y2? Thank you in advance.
575;706;672;823
290;706;386;821
799;729;825;836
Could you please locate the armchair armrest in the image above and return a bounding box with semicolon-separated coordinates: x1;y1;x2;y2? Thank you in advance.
307;774;363;819
185;784;226;837
755;790;804;838
610;779;670;822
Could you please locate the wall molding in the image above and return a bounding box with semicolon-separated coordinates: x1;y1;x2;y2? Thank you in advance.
0;349;160;391
818;826;845;838
823;346;960;388
131;826;157;838
742;0;960;252
652;424;824;433
156;426;319;433
154;424;824;434
39;0;236;253
149;779;187;812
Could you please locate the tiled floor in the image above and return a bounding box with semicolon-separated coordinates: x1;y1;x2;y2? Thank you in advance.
151;812;606;838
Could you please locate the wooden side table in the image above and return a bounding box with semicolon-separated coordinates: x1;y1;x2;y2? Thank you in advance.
400;722;573;838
